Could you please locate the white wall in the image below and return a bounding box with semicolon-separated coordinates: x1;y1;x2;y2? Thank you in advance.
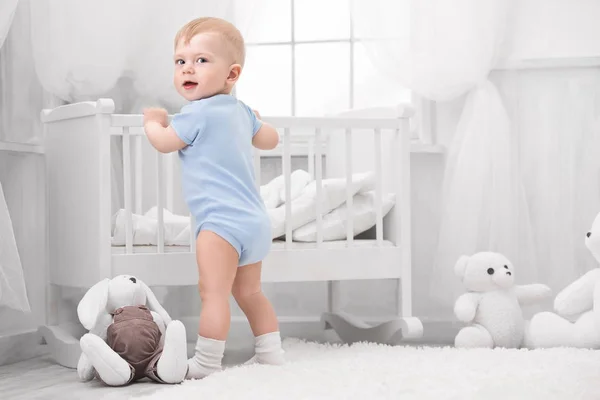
500;0;600;62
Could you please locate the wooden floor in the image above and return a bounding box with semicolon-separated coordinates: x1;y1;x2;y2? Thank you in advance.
0;345;255;400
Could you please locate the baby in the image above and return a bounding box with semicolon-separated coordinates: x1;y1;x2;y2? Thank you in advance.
142;17;284;379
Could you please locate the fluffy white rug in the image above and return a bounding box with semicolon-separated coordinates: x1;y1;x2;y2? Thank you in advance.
135;338;600;400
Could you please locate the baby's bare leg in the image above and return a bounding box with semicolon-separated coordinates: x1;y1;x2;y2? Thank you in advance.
196;231;238;340
233;262;284;365
232;262;278;335
187;230;238;379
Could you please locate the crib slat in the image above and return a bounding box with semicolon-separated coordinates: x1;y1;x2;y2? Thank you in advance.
135;136;143;214
284;128;292;247
166;152;174;212
156;152;165;253
396;121;412;316
315;128;323;246
122;127;133;253
374;128;383;245
345;128;353;246
308;138;315;180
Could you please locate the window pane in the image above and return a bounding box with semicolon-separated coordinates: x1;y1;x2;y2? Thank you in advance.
295;43;350;116
294;0;350;41
352;0;409;41
236;45;292;116
234;0;291;43
353;42;411;109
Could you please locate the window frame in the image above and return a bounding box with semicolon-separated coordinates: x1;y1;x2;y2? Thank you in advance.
238;0;434;156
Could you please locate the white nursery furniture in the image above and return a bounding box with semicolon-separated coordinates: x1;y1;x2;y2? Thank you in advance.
37;98;423;368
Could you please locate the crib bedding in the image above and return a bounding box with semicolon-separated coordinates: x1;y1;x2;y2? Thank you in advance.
111;170;396;247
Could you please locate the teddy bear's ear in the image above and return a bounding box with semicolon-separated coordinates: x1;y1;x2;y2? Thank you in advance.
140;279;172;326
77;278;109;330
454;255;470;279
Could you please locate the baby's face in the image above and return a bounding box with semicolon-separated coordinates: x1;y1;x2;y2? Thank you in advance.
173;33;234;101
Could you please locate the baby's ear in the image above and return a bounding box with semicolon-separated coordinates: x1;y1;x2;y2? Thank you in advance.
227;64;242;83
454;255;470;280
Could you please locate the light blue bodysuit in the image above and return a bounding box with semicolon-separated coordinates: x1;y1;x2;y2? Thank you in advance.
171;94;271;266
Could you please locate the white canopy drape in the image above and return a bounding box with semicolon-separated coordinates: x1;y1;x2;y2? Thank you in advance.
27;0;257;113
0;0;19;48
0;0;32;313
351;0;536;316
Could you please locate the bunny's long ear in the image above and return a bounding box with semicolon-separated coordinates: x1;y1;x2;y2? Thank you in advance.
77;279;110;330
140;280;172;325
454;255;470;280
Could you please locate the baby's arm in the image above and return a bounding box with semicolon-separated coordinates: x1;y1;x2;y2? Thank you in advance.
143;108;188;153
251;109;279;150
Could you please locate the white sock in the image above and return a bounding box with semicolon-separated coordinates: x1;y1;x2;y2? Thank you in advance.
186;335;225;380
244;331;285;366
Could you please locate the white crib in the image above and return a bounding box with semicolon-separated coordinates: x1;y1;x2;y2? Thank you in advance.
38;98;423;368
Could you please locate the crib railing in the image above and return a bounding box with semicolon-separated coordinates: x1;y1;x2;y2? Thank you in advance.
109;113;411;254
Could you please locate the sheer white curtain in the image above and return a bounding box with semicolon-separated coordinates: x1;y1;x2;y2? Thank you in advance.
351;0;536;317
0;0;32;313
27;0;249;214
28;0;255;112
0;0;19;48
505;68;600;299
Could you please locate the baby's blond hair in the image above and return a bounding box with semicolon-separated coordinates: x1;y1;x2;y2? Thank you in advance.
174;17;245;67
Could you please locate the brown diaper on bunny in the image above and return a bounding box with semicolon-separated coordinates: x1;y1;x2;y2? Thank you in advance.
99;305;166;384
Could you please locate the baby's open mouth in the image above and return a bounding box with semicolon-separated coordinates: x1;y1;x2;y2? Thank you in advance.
183;81;198;90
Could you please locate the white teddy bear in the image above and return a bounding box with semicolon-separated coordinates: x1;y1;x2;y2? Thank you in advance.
525;211;600;349
453;252;551;348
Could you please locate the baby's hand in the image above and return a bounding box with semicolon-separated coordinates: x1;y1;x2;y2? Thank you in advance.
143;107;169;128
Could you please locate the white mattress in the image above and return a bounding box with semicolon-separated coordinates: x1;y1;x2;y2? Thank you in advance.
111;239;394;255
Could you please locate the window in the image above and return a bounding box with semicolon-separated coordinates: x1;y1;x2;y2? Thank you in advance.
234;0;412;118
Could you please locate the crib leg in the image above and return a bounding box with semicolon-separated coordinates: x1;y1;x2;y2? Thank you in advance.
394;277;423;341
323;281;340;331
37;284;86;369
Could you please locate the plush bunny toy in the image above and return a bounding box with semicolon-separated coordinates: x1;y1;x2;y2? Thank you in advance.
76;275;188;386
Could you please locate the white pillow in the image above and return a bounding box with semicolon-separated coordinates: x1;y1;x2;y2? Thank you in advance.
291;191;395;242
111;209;157;246
112;207;191;246
268;171;375;239
145;207;190;244
260;169;312;209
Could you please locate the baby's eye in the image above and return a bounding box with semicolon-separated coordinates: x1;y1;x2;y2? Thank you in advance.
175;59;185;65
196;57;207;64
